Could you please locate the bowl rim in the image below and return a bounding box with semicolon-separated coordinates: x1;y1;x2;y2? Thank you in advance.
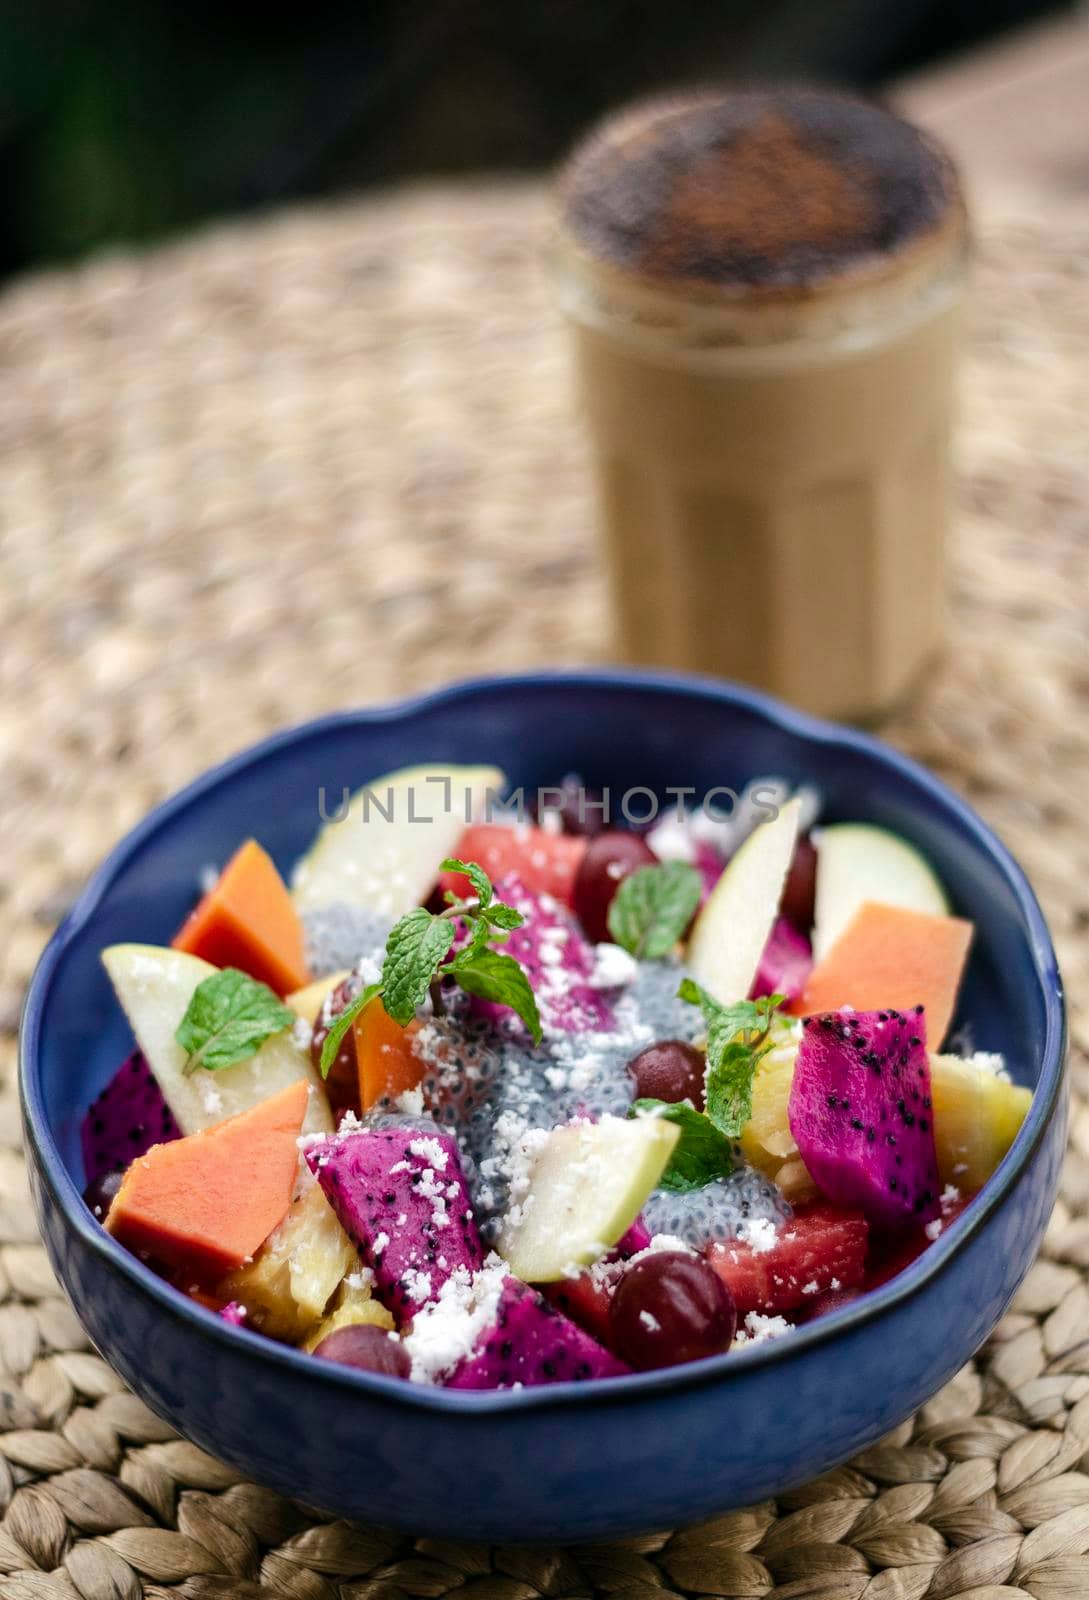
20;667;1067;1414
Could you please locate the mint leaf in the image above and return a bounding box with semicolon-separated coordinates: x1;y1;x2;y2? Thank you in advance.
481;902;523;932
314;866;542;1074
383;908;458;1026
630;1098;732;1191
176;968;295;1076
677;978;784;1137
318;980;383;1079
448;948;542;1045
440;857;493;909
607;861;702;959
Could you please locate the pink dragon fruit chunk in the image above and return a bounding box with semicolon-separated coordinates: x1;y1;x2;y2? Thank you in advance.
81;1050;181;1184
788;1008;940;1230
751;917;813;1003
306;1127;483;1321
616;1216;652;1256
219;1301;247;1328
693;839;724;903
468;873;620;1035
447;1277;630;1389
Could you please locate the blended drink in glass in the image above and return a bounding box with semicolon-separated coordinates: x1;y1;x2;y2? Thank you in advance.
554;87;968;721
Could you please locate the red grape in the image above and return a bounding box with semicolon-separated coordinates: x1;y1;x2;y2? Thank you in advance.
572;830;657;943
610;1251;736;1369
310;975;363;1115
83;1169;123;1222
780;836;817;933
312;1323;410;1377
627;1040;706;1109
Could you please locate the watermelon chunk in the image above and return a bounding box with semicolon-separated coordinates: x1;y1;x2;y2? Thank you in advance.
440;824;587;907
541;1271;614;1346
865;1187;972;1290
706;1203;869;1316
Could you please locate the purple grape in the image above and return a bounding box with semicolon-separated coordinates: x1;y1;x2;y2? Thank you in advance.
83;1169;123;1222
533;775;607;838
610;1252;736;1370
572;830;658;943
311;1323;411;1378
627;1040;706;1109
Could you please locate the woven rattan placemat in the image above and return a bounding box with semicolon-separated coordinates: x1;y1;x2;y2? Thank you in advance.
0;184;1086;1600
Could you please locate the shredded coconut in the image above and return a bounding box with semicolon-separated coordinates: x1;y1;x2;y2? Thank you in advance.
402;1254;509;1384
736;1217;778;1254
924;1219;944;1242
354;953;383;987
401;1268;433;1304
409;1136;449;1171
646;808;697;864
587;943;640;990
291;1015;313;1051
735;1312;793;1346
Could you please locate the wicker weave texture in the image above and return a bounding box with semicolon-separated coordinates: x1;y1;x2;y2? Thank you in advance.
0;185;1087;1599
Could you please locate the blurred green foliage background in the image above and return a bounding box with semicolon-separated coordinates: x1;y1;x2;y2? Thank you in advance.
0;0;1068;279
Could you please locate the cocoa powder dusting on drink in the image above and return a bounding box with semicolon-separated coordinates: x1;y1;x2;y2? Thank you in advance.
643;115;870;281
561;88;962;293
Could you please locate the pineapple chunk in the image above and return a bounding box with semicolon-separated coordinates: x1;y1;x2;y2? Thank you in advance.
218;1177;357;1341
302;1275;394;1351
774;1154;820;1204
929;1054;1032;1188
739;1019;802;1176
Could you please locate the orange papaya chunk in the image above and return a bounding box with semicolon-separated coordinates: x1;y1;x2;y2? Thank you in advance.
353;997;423;1111
173;839;309;996
106;1079;308;1281
790;901;973;1049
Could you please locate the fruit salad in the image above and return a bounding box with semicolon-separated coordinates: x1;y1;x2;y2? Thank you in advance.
84;765;1032;1388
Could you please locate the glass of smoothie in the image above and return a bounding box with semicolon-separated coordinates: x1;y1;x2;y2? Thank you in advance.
554;87;968;721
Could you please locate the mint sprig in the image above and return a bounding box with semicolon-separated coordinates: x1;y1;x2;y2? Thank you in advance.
677;978;784;1137
624;985;784;1193
383;907;458;1021
175;968;295;1076
630;1098;733;1191
607;861;702;959
318;858;541;1076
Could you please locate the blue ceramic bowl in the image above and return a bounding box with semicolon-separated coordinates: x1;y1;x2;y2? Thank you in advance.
22;671;1066;1543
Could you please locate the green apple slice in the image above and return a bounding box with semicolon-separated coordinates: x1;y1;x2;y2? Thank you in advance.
102;944;332;1136
813;823;949;961
496;1114;679;1283
686;797;802;1005
291;762;505;916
